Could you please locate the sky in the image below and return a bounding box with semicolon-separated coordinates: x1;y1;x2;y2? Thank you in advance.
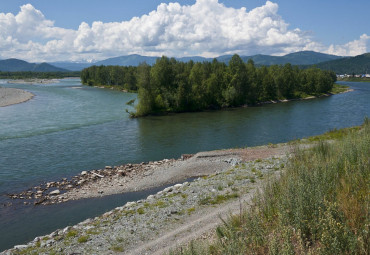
0;0;369;62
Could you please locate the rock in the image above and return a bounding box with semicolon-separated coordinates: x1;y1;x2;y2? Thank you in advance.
49;231;58;238
163;187;173;193
80;218;92;225
117;170;125;176
105;166;112;170
174;184;182;189
14;245;28;249
225;158;240;166
62;226;71;234
147;195;155;200
103;211;113;217
46;182;55;188
125;201;136;207
83;225;94;231
49;189;60;196
36;190;43;195
81;171;88;176
66;184;74;189
77;180;86;185
181;154;193;160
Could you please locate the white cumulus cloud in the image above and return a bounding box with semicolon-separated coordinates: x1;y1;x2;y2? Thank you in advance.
0;0;368;62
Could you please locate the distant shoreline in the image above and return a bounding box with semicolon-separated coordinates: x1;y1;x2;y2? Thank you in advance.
0;87;34;107
7;78;59;84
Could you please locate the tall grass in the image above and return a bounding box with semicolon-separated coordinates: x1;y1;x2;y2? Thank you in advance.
171;119;369;255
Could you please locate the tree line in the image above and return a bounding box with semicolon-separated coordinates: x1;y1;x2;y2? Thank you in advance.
81;54;336;116
0;71;80;79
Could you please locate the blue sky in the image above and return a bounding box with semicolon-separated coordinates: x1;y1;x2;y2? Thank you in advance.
1;0;369;62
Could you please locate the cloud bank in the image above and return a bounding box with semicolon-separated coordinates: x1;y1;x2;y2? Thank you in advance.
0;0;369;62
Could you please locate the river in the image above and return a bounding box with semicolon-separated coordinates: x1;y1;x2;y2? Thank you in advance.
0;79;369;251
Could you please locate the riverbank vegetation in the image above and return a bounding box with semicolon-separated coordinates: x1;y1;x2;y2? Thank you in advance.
338;77;370;82
171;118;369;255
81;54;336;116
0;71;80;79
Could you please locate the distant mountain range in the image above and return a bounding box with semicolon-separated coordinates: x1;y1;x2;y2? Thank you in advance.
1;51;369;74
50;51;343;71
0;58;68;72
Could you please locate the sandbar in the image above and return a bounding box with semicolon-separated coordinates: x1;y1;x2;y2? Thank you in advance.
0;87;34;107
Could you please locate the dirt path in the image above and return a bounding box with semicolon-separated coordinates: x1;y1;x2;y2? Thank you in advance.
127;185;262;255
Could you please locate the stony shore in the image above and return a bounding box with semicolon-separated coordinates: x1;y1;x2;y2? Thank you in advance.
0;87;34;107
5;146;288;206
7;79;59;85
2;144;291;255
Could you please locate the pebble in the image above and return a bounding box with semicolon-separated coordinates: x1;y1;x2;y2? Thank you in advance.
49;190;60;196
147;195;155;200
174;184;182;189
14;245;28;249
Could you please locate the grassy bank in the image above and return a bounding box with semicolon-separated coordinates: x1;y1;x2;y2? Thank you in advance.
171;119;369;255
338;77;370;82
330;83;350;94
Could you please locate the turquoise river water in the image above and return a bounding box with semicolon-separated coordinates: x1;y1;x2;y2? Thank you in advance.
0;78;369;251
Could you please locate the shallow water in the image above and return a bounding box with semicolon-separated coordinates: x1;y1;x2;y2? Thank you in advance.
0;79;369;250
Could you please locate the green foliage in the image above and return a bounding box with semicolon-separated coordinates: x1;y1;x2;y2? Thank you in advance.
330;83;350;94
0;71;80;79
199;193;239;205
66;230;78;238
81;65;137;91
110;245;124;252
137;207;145;214
77;235;89;243
80;54;336;117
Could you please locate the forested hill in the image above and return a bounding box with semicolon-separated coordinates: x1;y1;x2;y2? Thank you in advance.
313;53;370;74
240;51;342;66
0;59;68;72
81;55;336;117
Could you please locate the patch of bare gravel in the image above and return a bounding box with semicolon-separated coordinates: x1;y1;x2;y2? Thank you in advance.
0;87;34;107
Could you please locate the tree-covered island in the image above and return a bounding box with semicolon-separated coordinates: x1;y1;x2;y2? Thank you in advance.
81;54;337;117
